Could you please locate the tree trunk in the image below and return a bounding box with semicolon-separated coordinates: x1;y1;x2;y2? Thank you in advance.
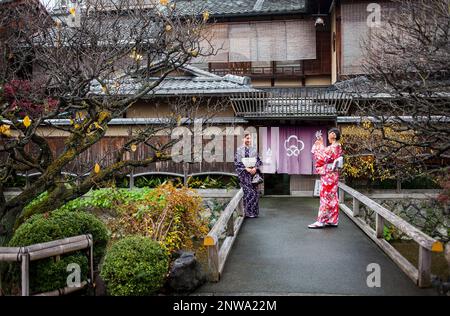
14;184;87;229
0;204;24;246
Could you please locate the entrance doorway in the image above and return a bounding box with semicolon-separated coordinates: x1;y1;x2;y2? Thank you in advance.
264;174;290;195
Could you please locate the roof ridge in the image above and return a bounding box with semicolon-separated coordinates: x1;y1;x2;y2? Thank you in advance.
180;64;222;78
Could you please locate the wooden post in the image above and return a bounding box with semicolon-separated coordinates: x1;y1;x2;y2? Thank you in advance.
226;214;235;237
183;162;188;187
89;238;94;285
21;253;30;296
339;188;344;204
207;243;220;282
418;246;432;288
129;172;134;189
353;198;360;217
25;171;30;189
129;128;135;189
396;178;401;193
238;199;244;217
376;214;384;238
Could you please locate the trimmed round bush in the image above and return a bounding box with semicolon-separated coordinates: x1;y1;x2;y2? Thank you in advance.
100;236;169;296
8;209;109;293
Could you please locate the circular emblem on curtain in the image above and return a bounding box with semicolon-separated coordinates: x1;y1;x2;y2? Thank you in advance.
284;135;304;157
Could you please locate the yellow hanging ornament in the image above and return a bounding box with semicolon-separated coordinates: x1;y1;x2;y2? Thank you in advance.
69;7;76;16
93;122;104;130
131;144;137;152
23;116;31;128
190;49;199;57
203;10;210;21
0;124;11;137
94;163;101;174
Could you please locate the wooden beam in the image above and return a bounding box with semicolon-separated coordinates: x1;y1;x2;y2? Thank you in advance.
218;216;244;275
339;203;353;217
418;246;431;288
339;187;344;203
226;214;235;237
207;243;220;282
205;189;243;242
203;189;244;282
352;197;360;217
376;213;384;239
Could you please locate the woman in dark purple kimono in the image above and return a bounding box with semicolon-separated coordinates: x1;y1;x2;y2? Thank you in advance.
234;132;262;218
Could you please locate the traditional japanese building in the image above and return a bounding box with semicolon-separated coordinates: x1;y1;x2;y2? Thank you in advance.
18;0;412;195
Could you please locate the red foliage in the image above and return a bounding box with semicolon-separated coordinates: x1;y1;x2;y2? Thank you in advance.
3;80;59;118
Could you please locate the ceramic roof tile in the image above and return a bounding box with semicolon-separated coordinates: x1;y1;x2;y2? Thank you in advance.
174;0;307;17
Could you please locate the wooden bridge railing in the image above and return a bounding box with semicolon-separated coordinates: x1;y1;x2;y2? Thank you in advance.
338;182;444;288
203;189;244;282
0;234;94;296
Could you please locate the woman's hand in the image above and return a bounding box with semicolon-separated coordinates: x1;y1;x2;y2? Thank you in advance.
314;136;323;147
250;168;257;175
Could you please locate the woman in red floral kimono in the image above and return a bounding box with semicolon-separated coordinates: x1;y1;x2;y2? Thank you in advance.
308;128;343;229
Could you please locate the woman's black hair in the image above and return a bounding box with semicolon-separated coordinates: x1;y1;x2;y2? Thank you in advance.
328;128;341;141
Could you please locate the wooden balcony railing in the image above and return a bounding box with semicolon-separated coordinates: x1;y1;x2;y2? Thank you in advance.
230;87;353;119
209;64;330;78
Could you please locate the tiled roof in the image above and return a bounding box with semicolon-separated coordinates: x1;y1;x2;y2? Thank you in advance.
174;0;307;17
90;65;258;96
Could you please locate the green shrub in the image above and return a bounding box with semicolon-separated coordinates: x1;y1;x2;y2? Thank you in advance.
100;236;169;296
31;255;89;294
108;183;209;254
8;209;109;293
57;188;151;213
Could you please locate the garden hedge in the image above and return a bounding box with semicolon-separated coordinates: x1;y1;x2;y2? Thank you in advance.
100;236;169;296
8;209;109;293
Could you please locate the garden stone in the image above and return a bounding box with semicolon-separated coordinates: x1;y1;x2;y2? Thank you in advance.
167;251;206;293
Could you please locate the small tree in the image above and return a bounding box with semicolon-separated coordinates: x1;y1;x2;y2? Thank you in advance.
0;0;217;241
350;0;450;182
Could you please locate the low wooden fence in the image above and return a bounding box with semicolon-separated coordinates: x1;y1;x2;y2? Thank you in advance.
203;189;244;282
0;234;94;296
338;182;444;288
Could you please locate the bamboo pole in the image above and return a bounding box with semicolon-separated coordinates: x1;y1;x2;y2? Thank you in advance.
34;281;88;296
21;253;30;296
